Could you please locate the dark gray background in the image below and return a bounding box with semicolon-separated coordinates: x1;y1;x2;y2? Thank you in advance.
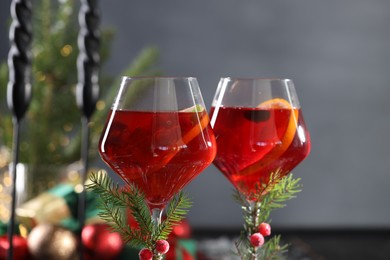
1;0;390;229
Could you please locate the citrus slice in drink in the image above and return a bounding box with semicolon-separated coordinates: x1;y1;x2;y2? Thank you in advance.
239;98;299;176
150;107;210;173
258;98;298;153
180;104;204;112
179;104;208;145
256;98;291;109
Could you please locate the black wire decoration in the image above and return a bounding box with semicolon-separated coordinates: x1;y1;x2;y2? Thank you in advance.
6;0;32;259
76;0;100;236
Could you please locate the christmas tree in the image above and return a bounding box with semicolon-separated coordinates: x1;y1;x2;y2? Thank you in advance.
0;0;160;196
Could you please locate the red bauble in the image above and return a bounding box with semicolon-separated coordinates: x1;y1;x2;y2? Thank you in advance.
170;219;191;239
82;223;123;259
0;234;30;259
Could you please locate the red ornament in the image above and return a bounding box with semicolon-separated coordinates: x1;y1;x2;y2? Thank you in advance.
155;239;170;254
82;223;123;259
250;233;264;247
0;234;30;259
171;219;191;239
139;248;153;260
258;222;271;237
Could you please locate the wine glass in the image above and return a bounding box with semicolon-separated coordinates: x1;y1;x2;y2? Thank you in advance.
210;77;311;202
99;76;216;226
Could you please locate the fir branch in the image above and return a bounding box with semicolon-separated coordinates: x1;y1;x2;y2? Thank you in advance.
86;171;128;208
258;174;302;222
124;184;154;242
87;171;193;252
98;196;146;248
260;235;289;260
234;232;254;259
87;171;152;247
156;192;192;239
233;172;302;260
252;170;284;201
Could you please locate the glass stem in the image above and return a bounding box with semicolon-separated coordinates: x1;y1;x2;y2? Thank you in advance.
151;208;163;260
151;208;163;227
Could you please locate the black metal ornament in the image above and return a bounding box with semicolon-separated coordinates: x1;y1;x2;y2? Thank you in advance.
7;0;32;121
76;0;100;119
76;0;100;239
6;0;32;259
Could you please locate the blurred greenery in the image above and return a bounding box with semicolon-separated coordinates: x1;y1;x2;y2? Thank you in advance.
0;0;160;195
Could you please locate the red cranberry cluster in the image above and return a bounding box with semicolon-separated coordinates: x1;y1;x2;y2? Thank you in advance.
139;239;170;260
250;222;272;247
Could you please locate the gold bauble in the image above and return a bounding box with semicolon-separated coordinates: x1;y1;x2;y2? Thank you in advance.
28;224;79;260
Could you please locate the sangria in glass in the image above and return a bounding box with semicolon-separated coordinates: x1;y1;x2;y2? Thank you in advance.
210;77;311;201
99;76;217;225
210;78;311;258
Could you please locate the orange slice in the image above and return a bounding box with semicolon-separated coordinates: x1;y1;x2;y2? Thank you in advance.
180;110;209;145
258;98;298;154
257;98;292;109
239;98;299;175
150;110;210;172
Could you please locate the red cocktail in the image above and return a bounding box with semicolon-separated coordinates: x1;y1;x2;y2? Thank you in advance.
99;109;216;209
210;78;311;201
99;77;216;225
210;106;310;200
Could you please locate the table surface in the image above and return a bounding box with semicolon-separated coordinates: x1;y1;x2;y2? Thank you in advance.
193;228;390;260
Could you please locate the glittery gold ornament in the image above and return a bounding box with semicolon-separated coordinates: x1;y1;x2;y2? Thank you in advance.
28;224;79;260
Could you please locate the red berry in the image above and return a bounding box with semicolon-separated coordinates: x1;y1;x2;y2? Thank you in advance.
250;233;264;247
155;239;170;254
139;248;153;260
258;222;271;237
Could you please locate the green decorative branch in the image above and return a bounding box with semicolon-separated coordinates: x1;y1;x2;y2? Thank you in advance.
86;171;192;251
233;171;302;260
155;192;193;239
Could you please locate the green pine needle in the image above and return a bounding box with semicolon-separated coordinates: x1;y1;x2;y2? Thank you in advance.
87;170;192;250
233;172;302;260
86;171;150;247
258;235;289;260
156;191;193;239
87;171;128;208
